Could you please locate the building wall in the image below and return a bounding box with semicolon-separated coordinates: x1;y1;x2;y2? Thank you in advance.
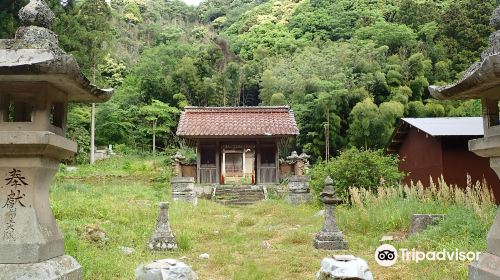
441;137;500;202
398;128;444;186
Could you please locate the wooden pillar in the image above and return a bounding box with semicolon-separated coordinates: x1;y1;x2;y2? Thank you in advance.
242;149;246;175
215;139;220;184
275;139;279;184
196;141;201;183
256;140;261;184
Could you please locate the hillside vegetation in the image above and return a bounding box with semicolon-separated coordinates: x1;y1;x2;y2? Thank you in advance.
0;0;494;160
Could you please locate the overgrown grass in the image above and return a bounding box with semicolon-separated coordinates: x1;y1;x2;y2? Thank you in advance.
50;157;496;279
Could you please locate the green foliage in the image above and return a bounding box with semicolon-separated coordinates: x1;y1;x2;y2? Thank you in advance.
309;148;404;199
347;98;403;149
355;21;417;51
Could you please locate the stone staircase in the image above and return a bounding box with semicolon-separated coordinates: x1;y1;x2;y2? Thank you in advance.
212;186;266;205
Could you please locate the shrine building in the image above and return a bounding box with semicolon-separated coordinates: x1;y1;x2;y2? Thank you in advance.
176;106;299;185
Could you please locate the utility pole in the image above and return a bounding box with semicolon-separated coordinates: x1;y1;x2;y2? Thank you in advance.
90;102;95;164
90;65;96;164
152;119;156;156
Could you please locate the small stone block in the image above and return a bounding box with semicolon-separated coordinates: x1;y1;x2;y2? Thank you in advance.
380;235;394;243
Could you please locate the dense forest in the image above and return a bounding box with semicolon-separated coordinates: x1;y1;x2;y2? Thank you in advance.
0;0;496;162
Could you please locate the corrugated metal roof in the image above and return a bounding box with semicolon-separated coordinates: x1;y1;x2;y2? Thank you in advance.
401;117;483;136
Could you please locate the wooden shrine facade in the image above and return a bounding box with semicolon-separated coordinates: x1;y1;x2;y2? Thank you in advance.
176;106;299;185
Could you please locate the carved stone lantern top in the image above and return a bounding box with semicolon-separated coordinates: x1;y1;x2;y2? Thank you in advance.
320;176;342;205
0;0;113;103
172;151;186;162
287;151;300;161
19;0;55;29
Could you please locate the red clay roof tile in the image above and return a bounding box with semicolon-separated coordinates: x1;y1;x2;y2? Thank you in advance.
176;106;299;137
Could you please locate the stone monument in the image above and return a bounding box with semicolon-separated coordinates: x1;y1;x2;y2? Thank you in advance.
429;5;500;279
314;176;348;250
171;176;197;204
287;175;312;205
0;1;112;278
148;202;178;251
286;151;312;205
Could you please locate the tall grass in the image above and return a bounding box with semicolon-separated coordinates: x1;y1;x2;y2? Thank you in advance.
349;175;495;218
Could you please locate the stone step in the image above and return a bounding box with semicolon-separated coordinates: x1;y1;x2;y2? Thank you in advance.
213;186;265;205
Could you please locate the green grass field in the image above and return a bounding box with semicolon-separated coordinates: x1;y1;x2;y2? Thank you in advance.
51;156;496;279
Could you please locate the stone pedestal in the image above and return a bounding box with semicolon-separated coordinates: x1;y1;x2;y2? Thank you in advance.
0;255;82;280
171;177;197;205
469;208;500;279
148;202;178;251
314;176;348;250
468;138;500;279
287;175;312;205
314;204;348;250
0;132;76;265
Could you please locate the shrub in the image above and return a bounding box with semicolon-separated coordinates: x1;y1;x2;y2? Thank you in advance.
309;147;404;199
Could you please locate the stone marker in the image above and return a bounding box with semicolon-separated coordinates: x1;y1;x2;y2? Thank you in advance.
409;214;446;236
287;175;312;205
316;256;373;280
0;0;112;279
135;259;198;280
314;176;348;250
149;202;178;251
171;177;197;205
379;236;394;243
429;5;500;279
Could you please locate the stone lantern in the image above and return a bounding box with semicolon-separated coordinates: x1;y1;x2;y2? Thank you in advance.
313;176;348;250
429;5;500;279
0;1;112;279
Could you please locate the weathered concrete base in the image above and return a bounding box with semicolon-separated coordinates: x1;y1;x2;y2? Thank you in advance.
314;231;348;250
287;175;312;205
316;256;373;280
469;252;500;280
171;177;197;205
287;192;312;205
0;255;82;280
136;259;197;280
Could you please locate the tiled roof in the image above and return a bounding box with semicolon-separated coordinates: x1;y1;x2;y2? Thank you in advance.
176;106;299;137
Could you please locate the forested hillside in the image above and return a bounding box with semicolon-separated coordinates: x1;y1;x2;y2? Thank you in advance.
0;0;495;162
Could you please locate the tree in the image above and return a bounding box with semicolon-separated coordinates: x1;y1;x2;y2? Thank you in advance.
139;100;180;155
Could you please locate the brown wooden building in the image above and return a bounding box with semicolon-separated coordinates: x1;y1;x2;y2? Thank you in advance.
386;117;500;201
176;106;299;185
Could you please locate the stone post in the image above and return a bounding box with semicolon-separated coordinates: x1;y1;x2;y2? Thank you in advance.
148;202;178;251
314;176;348;250
171;177;197;204
286;175;312;205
